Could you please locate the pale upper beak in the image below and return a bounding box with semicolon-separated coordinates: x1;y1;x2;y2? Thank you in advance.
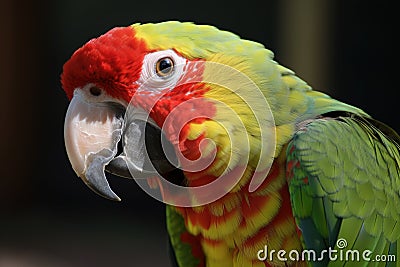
64;88;179;201
64;90;124;201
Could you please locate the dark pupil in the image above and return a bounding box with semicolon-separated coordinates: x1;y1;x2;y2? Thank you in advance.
159;59;172;73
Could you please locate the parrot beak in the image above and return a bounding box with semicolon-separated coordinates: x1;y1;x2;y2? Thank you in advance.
64;89;180;201
64;91;124;201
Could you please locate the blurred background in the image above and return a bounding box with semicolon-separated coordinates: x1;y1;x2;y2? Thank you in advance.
0;1;396;266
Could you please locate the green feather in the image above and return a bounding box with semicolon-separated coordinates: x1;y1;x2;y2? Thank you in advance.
287;114;400;266
311;197;329;238
166;206;200;267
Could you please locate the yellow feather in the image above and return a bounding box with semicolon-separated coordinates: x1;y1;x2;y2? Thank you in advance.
187;123;205;140
201;208;242;239
201;239;231;260
208;192;242;216
207;257;234;267
238;193;282;239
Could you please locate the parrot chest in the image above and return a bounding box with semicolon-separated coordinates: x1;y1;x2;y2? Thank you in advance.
175;158;305;266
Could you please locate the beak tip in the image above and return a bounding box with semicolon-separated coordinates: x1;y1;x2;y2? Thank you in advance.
107;195;122;202
107;192;122;202
83;177;122;202
90;187;121;202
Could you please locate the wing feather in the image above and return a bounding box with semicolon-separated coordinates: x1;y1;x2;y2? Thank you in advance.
287;115;400;266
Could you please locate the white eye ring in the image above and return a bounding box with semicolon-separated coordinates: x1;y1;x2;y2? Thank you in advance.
136;50;187;93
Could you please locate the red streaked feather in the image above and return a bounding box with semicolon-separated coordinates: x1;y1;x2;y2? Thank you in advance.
180;231;205;267
180;133;206;161
270;183;297;228
241;194;273;219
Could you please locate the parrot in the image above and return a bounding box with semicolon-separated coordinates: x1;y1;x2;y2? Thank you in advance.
61;21;400;267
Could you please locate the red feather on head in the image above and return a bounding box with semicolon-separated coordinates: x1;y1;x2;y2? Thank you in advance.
61;26;148;102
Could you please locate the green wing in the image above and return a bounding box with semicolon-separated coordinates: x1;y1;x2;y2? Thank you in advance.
286;114;400;266
166;205;203;267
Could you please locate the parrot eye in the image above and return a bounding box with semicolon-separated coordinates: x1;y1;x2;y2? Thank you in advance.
137;50;186;93
155;57;174;77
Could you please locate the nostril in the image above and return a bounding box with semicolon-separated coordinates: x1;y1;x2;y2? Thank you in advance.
90;86;102;96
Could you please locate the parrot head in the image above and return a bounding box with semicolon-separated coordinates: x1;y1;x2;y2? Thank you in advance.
62;22;279;204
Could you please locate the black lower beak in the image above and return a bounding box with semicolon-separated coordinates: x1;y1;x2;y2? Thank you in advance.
106;119;185;186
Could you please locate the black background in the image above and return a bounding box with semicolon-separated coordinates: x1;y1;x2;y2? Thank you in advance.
0;1;396;266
